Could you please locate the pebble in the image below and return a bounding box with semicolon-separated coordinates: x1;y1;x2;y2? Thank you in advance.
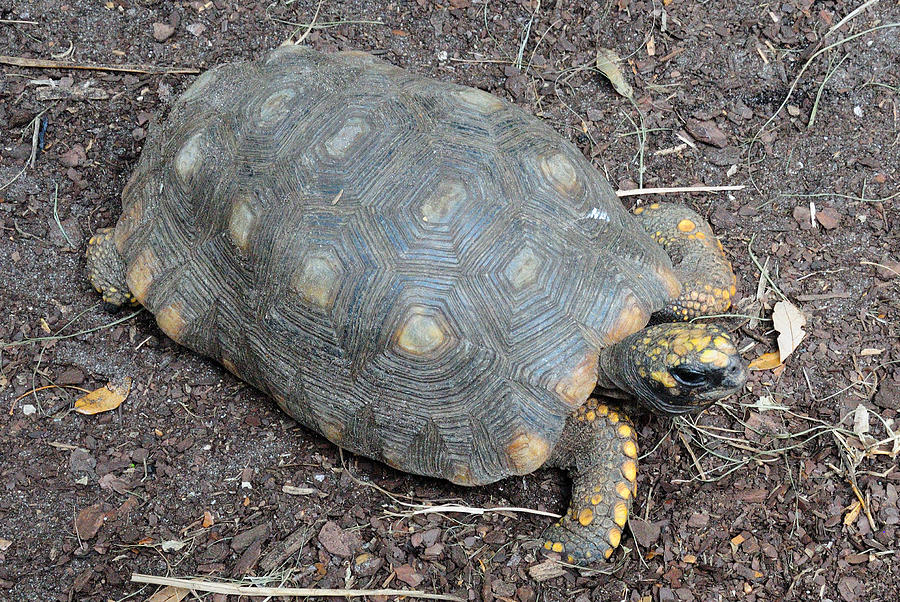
815;206;841;230
875;257;899;281
186;23;206;37
22;404;36;416
792;206;814;229
152;22;175;42
685;118;729;148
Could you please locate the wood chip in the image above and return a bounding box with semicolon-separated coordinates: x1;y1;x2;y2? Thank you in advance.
527;560;567;582
145;585;189;602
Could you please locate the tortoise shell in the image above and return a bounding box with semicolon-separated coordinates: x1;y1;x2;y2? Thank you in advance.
114;46;679;486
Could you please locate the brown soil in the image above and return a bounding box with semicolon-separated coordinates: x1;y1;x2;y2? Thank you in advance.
2;1;898;601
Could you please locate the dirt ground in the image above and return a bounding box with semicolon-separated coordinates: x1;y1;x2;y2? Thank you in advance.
2;0;899;600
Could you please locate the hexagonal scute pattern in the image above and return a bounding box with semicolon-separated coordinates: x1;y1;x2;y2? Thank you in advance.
115;47;676;485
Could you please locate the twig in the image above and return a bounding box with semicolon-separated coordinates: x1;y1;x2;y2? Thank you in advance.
385;503;561;520
130;574;463;600
0;19;39;25
9;384;90;415
615;185;745;197
678;431;708;481
0;55;199;75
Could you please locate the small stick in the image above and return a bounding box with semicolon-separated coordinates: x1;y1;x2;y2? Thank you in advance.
386;503;561;519
616;185;744;197
678;432;708;481
130;574;463;600
0;55;199;75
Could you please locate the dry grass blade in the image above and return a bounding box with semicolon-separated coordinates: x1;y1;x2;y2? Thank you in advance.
616;185;745;197
0;308;143;349
131;574;464;600
0;55;199;74
384;502;561;520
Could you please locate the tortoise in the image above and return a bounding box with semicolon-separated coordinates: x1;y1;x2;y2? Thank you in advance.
86;46;747;564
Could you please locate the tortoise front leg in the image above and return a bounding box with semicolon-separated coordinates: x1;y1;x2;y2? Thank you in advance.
86;227;135;308
631;202;737;321
542;398;638;564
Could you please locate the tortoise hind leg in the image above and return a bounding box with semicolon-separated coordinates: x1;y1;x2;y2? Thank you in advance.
86;227;134;308
632;203;737;321
542;399;638;564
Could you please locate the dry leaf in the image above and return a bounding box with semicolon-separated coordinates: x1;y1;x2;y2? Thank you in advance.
74;377;132;415
201;510;214;528
145;585;189;602
748;351;782;370
596;48;633;98
772;300;806;362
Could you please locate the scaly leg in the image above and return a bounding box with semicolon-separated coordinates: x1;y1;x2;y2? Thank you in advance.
86;227;134;308
632;202;737;321
542;398;638;564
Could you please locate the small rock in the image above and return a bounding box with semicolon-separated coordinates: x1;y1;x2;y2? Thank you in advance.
423;542;444;557
628;517;661;547
317;520;356;557
58;144;86;167
874;257;899;281
186;23;206;37
687;512;709;528
57;368;85;385
70;448;96;476
792;206;814;229
710;206;738;229
659;586;676;602
22;404;36;416
152;22;175;42
394;564;423;587
816;206;841;230
838;575;863;602
354;552;383;577
516;585;536;602
873;375;899;410
75;503;109;540
685;118;728;148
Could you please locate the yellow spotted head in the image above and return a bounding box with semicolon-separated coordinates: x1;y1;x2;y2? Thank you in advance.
600;323;746;415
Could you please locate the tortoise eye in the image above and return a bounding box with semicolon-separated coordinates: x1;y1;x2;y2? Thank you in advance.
671;366;707;388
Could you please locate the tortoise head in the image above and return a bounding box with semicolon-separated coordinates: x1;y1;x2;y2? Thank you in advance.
599;323;746;415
